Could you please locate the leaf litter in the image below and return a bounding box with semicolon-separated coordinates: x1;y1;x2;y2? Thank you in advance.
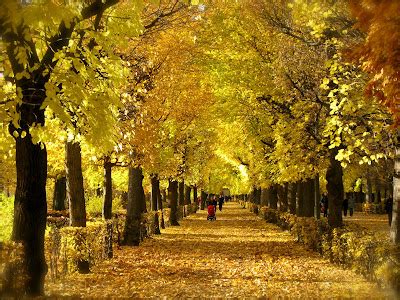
46;202;396;298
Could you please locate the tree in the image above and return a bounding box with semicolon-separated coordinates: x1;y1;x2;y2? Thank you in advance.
349;0;400;243
0;0;143;294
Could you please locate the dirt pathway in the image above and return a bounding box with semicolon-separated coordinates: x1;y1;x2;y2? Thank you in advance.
46;202;395;298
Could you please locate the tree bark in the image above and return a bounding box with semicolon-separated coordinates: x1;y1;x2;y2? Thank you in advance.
123;167;146;246
277;184;288;211
268;185;278;209
261;188;268;206
11;123;47;295
326;148;344;228
158;187;165;229
391;144;400;244
314;176;321;219
102;156;113;220
53;175;66;211
184;185;191;205
303;178;315;217
193;185;198;204
151;174;161;234
66;141;86;227
151;174;159;211
168;179;179;226
296;182;304;216
178;181;185;206
200;190;207;210
366;176;373;203
288;182;297;214
375;179;382;203
255;188;261;205
66;141;88;273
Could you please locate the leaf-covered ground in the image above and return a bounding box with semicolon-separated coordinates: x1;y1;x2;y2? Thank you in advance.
345;212;390;241
46;202;396;298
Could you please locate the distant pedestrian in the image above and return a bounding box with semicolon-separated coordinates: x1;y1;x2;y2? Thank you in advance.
348;195;355;217
218;194;224;211
342;198;349;217
385;197;393;226
212;196;218;212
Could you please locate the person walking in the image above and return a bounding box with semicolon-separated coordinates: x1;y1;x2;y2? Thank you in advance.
218;194;224;211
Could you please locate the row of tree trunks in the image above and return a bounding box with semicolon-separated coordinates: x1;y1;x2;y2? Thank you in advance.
168;179;180;226
258;180;315;218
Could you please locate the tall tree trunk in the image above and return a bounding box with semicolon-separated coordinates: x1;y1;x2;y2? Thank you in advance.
178;181;185;206
326;148;344;228
11;123;47;295
268;185;278;209
314;176;321;219
157;186;165;229
66;141;88;273
102;156;112;220
261;188;268;206
296;182;305;216
375;179;382;203
193;185;198;204
277;184;288;211
66;141;86;227
162;189;167;207
123;167;146;246
151;174;159;211
103;157;114;259
184;185;191;205
151;174;161;235
366;176;373;203
255;188;261;205
303;178;315;217
168;179;179;226
391;143;400;244
53;175;66;211
200;190;207;210
288;182;297;214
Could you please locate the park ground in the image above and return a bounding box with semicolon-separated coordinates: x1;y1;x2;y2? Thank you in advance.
46;202;396;298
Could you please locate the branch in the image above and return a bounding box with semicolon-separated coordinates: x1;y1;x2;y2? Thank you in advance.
143;1;186;30
38;0;119;76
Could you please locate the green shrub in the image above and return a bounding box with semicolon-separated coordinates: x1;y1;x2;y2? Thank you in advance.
0;194;14;242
